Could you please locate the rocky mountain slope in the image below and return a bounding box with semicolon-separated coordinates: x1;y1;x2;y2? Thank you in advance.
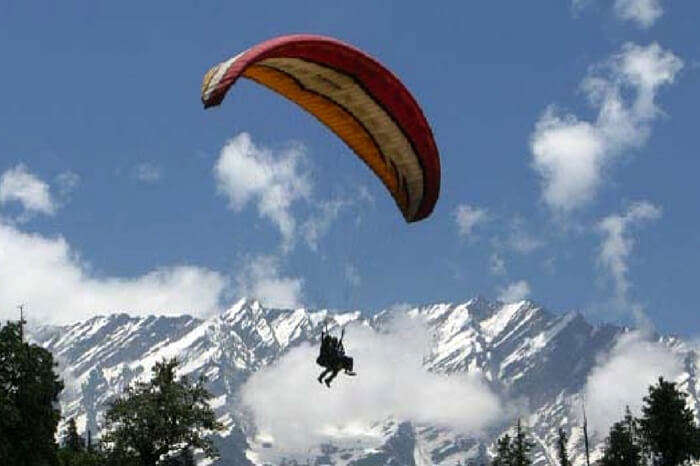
29;298;699;465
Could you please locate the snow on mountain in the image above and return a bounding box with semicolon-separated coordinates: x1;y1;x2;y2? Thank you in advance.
29;297;699;465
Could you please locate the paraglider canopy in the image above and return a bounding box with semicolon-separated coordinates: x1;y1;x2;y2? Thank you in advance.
201;34;440;223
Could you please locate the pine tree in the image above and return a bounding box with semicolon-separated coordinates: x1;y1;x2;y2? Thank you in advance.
180;447;195;466
600;406;642;466
492;433;513;466
0;320;64;466
638;376;700;466
63;418;85;453
511;418;535;466
557;428;571;466
86;430;92;453
100;358;224;466
161;447;196;465
57;445;106;466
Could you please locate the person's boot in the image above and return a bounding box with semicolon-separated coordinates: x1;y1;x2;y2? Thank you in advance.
324;378;332;388
317;374;324;384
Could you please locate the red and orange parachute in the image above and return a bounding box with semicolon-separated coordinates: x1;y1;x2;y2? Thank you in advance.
201;34;440;222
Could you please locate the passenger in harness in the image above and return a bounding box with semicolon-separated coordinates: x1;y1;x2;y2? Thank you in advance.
316;327;356;387
316;331;334;368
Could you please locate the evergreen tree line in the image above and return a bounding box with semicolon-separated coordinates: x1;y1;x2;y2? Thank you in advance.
0;320;223;466
492;377;700;466
2;316;699;465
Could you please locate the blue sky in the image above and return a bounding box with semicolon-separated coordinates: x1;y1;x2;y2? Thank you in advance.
0;1;698;335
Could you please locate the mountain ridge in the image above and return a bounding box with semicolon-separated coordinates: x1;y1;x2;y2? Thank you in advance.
28;297;699;465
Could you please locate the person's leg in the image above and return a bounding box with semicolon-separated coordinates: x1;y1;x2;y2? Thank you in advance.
324;369;339;387
341;356;355;375
318;368;330;383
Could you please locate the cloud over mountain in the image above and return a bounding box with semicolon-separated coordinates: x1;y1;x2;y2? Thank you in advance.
530;43;682;212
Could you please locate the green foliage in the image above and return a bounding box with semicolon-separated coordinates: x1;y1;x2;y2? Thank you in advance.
100;447;140;466
160;447;196;465
63;417;85;453
492;419;535;466
57;417;106;465
557;428;571;466
57;447;106;466
100;358;224;466
638;376;700;466
0;320;64;466
600;406;642;466
511;418;535;466
492;433;513;466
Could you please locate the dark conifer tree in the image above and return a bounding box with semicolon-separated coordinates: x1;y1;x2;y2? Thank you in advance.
600;406;642;466
557;428;571;466
492;433;513;466
638;377;700;466
86;429;92;453
511;418;535;466
163;447;195;465
63;417;85;453
180;447;195;466
0;320;64;466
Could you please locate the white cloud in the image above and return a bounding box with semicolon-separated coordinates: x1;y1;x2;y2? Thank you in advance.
131;162;162;184
301;199;347;251
614;0;663;28
542;256;557;274
214;133;311;252
597;201;661;302
240;317;504;457
454;204;488;237
508;233;543;254
572;0;663;28
55;171;80;197
235;255;304;309
0;164;56;216
497;280;531;303
583;330;683;436
344;264;361;288
531;113;604;210
571;0;593;10
487;219;541;277
489;253;506;275
507;219;544;254
0;221;227;325
386;302;414;313
357;185;375;205
530;43;682;212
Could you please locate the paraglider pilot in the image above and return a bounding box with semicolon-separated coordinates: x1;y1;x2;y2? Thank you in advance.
316;327;355;387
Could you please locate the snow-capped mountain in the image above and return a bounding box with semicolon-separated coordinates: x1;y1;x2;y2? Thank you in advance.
29;298;699;465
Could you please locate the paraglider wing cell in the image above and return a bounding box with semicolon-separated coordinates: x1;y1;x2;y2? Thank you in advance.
201;34;440;222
